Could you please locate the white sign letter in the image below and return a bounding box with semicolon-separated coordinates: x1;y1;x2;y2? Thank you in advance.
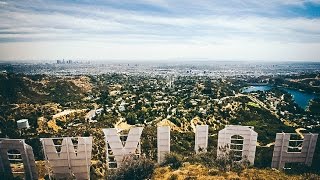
195;125;208;153
217;125;258;165
0;139;38;179
103;127;143;168
271;133;318;169
157;126;170;164
41;137;92;179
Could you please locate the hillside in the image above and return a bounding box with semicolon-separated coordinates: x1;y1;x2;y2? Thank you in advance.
0;72;320;179
0;73;90;105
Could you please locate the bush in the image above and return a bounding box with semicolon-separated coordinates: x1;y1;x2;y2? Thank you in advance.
215;147;250;173
284;163;316;175
109;155;155;180
162;147;250;173
186;150;217;168
302;173;320;180
168;174;179;180
161;152;184;169
254;146;273;168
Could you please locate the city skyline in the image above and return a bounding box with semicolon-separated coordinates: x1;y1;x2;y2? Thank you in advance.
0;0;320;61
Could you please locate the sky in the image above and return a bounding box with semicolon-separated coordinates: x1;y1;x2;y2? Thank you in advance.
0;0;320;61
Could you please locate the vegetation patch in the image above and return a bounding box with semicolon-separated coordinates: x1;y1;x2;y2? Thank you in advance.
247;101;260;108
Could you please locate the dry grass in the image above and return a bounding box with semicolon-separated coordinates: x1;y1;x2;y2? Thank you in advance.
157;119;181;132
36;161;47;180
47;119;61;132
152;163;308;180
69;76;93;92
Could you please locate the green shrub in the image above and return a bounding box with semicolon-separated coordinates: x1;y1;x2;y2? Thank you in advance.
168;174;179;180
186;150;217;168
161;152;184;169
285;163;317;175
109;155;155;180
215;147;250;173
302;173;320;180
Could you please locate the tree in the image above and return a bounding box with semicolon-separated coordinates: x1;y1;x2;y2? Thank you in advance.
126;112;137;125
109;156;155;180
203;79;213;96
309;98;320;115
99;90;111;106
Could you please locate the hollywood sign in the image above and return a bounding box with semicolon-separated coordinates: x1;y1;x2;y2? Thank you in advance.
0;125;318;179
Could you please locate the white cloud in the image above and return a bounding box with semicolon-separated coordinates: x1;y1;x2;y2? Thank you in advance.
1;9;319;43
0;0;319;61
0;1;7;5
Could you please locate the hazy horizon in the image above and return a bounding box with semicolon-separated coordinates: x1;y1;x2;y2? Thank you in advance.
2;58;320;64
0;0;320;61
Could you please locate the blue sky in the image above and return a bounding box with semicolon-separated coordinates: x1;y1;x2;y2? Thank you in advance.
0;0;319;61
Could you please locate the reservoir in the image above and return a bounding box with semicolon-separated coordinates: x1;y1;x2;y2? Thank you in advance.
242;85;318;109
